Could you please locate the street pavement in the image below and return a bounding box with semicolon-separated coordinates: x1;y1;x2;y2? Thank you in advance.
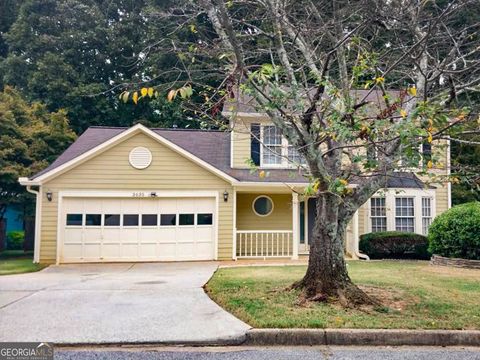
54;346;480;360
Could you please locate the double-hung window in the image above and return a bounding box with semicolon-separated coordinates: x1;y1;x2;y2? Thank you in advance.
262;126;283;165
395;197;415;232
370;197;387;232
262;125;305;166
422;197;432;235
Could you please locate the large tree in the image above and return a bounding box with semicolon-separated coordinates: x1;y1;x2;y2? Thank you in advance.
139;0;480;305
0;0;203;133
0;86;76;221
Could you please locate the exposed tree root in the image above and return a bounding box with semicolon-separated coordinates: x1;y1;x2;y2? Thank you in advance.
291;277;380;308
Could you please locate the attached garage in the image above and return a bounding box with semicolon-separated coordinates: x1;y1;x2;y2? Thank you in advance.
60;195;217;263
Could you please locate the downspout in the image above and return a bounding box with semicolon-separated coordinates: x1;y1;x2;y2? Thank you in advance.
25;185;41;263
352;210;370;261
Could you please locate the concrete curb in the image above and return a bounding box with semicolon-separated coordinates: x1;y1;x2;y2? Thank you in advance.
245;329;480;346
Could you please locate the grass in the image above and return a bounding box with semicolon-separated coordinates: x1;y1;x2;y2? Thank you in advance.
206;261;480;329
0;250;47;275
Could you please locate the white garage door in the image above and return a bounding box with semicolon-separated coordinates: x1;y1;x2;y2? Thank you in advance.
61;197;216;262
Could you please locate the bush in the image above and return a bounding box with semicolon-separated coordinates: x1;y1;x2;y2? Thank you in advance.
7;231;24;250
428;202;480;260
359;231;430;260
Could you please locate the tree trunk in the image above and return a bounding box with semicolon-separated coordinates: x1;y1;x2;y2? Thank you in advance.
293;193;376;307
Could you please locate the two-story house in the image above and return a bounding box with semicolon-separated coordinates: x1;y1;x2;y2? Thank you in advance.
19;92;451;264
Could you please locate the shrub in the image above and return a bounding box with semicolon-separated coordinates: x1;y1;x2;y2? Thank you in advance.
428;202;480;260
7;231;24;250
359;231;430;260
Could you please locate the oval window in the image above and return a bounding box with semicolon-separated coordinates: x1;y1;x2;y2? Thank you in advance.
253;196;274;216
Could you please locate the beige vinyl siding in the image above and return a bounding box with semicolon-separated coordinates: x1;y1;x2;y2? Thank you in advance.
434;183;449;215
39;132;233;263
236;193;292;231
230;116;269;168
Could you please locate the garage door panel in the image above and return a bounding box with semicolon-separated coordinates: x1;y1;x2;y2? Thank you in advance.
196;242;214;259
84;229;102;244
84;200;101;213
177;243;195;258
61;196;216;263
140;229;158;243
195;198;215;212
102;244;121;258
103;228;121;242
159;199;177;213
63;244;82;260
158;243;176;259
158;228;176;242
196;227;213;242
102;199;121;213
84;244;101;259
139;244;156;258
139;200;159;213
121;244;138;258
121;228;139;243
176;198;196;212
64;229;83;244
176;227;195;242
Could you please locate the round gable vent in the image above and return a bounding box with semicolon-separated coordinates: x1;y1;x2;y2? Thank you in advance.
129;147;152;169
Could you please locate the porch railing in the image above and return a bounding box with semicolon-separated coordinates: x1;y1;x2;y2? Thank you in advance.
236;230;293;258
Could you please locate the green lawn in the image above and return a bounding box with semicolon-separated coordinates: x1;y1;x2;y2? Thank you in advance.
206;261;480;329
0;250;47;275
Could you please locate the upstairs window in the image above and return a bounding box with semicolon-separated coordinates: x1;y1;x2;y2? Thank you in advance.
261;125;305;166
262;126;283;165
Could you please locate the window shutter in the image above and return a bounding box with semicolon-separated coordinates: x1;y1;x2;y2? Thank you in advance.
251;123;261;166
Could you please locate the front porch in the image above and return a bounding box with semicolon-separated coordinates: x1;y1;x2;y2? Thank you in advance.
233;190;361;260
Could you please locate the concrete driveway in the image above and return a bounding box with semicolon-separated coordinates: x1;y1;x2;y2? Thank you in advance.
0;262;250;344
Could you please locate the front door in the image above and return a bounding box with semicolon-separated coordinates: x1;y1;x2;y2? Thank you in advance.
299;198;316;253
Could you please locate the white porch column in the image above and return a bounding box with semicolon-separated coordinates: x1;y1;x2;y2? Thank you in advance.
352;209;360;259
232;188;237;260
292;192;299;260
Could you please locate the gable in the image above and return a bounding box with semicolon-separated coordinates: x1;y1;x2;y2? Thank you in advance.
44;133;229;189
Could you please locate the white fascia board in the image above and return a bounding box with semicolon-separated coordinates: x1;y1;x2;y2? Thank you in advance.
24;124;237;185
19;177;41;186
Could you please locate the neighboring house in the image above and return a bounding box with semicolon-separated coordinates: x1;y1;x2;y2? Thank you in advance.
19;94;451;264
4;206;23;233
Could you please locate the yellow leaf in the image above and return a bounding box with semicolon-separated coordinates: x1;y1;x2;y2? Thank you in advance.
140;87;148;97
400;109;407;118
339;179;348;186
375;77;385;84
427;160;433;169
147;87;154;98
427;133;433;143
313;181;319;193
121;91;130;103
132;91;138;104
259;170;266;179
408;86;417;96
167;89;177;102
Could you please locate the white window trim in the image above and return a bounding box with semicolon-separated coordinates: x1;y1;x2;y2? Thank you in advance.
367;188;436;235
394;196;416;233
259;125;304;168
370;197;387;232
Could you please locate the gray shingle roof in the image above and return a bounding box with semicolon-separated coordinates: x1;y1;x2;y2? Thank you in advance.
30;126;426;188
